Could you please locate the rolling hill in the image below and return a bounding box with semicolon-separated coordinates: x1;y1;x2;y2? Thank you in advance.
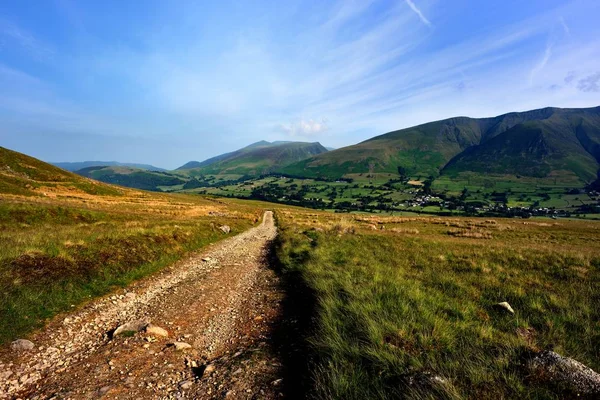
281;106;600;185
75;166;187;192
52;161;166;172
0;146;123;197
177;141;329;176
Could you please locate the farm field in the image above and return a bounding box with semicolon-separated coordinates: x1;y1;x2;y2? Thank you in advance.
173;173;600;219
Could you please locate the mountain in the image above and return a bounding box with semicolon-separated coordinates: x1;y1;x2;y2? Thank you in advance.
281;106;600;185
177;141;329;176
75;166;187;192
52;161;166;172
0;147;123;196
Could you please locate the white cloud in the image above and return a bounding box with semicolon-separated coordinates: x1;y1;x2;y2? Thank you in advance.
276;119;329;137
529;42;553;84
404;0;432;27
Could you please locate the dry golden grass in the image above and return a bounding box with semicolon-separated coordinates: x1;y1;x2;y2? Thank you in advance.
0;181;268;344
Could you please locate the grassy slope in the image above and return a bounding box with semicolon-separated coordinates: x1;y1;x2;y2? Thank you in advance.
0;146;265;343
179;141;329;176
443;124;596;183
76;166;188;191
279;107;600;185
274;208;600;398
52;161;166;172
0;147;123;197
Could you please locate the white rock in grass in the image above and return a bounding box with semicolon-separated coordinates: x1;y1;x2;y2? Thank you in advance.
219;225;231;234
11;339;34;352
496;301;515;314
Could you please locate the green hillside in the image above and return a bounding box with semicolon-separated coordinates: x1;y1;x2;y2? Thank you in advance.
177;141;328;176
52;161;166;172
443;121;599;183
75;166;187;191
0;147;122;197
280;106;600;185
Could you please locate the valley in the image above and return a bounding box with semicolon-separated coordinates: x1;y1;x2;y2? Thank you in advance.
1;145;599;398
3;2;600;398
60;106;600;220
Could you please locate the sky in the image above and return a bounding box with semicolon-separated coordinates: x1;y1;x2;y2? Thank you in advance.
0;0;599;169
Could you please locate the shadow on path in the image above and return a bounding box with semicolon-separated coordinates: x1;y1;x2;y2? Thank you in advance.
266;238;318;399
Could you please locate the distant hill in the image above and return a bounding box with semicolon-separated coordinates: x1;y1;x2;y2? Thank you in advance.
177;141;329;176
75;166;187;192
0;147;123;197
281;106;600;186
53;161;166;172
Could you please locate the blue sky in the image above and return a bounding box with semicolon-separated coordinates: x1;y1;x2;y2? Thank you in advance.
1;0;599;169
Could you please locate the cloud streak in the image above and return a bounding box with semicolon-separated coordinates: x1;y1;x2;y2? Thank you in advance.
404;0;432;27
0;19;54;60
529;42;553;84
1;0;599;167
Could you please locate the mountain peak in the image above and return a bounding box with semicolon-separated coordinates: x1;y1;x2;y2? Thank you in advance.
279;106;600;185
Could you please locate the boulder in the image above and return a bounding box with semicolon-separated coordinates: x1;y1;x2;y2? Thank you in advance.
145;324;169;337
11;339;34;352
113;320;149;337
219;225;231;234
527;350;600;395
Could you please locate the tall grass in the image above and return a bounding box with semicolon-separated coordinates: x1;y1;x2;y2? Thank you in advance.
274;210;600;398
0;198;263;344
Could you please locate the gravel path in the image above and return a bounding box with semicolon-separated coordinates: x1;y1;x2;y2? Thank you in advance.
0;211;283;399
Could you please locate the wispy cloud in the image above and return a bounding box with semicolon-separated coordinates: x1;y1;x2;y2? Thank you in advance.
276;119;329;137
529;42;553;84
0;19;53;60
1;0;599;167
404;0;432;27
559;16;570;35
577;72;600;92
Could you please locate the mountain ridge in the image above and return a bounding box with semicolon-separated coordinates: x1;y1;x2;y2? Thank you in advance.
52;161;166;172
177;140;329;176
280;106;600;185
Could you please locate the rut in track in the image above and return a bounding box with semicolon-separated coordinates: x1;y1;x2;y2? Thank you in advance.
0;211;292;399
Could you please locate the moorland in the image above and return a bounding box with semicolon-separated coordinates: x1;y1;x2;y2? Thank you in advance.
1;144;599;398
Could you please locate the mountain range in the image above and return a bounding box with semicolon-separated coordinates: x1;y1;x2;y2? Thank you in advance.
52;161;166;172
281;106;600;186
4;105;599;194
176;140;329;176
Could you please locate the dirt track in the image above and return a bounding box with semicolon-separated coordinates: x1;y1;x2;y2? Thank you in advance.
0;211;286;399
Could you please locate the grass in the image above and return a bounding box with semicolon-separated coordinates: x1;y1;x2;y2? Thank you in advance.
0;193;264;344
273;208;600;398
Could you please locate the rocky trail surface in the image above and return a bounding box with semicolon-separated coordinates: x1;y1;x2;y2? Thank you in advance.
0;211;291;399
